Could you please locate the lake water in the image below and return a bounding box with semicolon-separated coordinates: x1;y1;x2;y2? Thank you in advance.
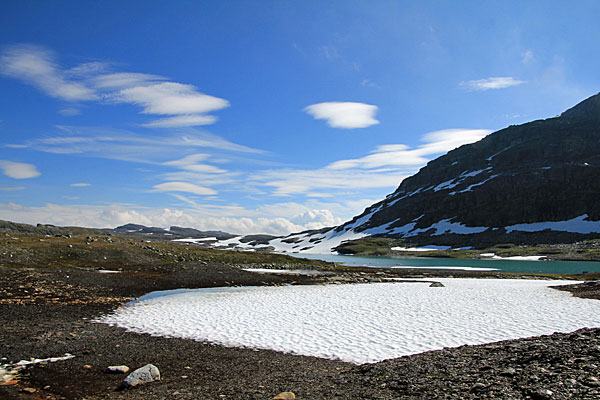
293;253;600;274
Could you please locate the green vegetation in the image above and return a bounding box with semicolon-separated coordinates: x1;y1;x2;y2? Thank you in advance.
0;232;332;271
334;236;600;261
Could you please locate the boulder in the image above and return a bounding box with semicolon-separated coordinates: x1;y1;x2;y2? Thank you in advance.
429;282;445;287
122;364;160;388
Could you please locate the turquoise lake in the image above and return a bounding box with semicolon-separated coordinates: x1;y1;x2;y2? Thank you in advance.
293;253;600;274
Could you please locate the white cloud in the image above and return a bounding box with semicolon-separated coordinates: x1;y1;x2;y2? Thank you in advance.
327;129;489;170
141;114;218;128
0;186;25;191
249;129;489;197
11;127;263;164
252;168;404;197
70;183;91;187
59;107;81;116
0;45;97;101
0;44;228;127
163;154;227;174
461;77;526;91
153;181;217;195
92;72;164;89
0;202;343;236
304;102;379;129
0;160;41;179
112;82;229;115
290;209;342;230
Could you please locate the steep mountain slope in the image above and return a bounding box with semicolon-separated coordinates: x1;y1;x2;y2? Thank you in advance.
330;93;600;248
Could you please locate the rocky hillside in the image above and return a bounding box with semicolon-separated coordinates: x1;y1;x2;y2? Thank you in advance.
331;92;600;248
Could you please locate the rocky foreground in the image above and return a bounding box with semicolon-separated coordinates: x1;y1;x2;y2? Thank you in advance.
0;232;599;399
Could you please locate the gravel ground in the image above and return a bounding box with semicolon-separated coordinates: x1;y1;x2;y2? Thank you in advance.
1;233;599;399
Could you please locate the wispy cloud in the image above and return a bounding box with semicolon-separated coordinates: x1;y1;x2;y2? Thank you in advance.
0;45;97;101
250;129;489;196
141;114;218;128
70;182;91;187
8;126;263;164
304;102;379;129
330;129;489;170
58;107;81;116
461;77;526;91
522;50;534;65
152;181;217;196
0;44;228;127
163;154;227;174
0;186;25;191
0;160;41;179
112;82;229;115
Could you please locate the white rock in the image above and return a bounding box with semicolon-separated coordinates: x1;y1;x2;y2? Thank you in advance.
106;365;129;374
122;364;160;387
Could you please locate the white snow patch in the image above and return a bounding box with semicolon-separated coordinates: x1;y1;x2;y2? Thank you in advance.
243;268;332;276
172;237;218;243
457;174;500;193
391;266;499;271
97;269;121;274
408;219;488;236
494;255;547;261
487;145;513;161
433;179;460;192
268;228;367;254
2;353;75;384
505;215;600;234
460;168;490;178
391;245;451;252
98;279;599;364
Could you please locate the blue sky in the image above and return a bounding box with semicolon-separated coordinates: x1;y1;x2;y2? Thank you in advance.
1;1;599;235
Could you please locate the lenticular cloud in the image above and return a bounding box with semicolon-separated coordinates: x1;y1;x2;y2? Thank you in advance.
304;101;379;129
98;279;600;364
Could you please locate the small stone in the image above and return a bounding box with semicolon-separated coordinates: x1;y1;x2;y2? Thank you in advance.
586;376;600;387
22;387;36;393
122;364;160;388
471;382;486;391
272;392;296;399
429;282;445;287
83;364;92;369
532;388;553;399
500;367;517;377
106;365;130;374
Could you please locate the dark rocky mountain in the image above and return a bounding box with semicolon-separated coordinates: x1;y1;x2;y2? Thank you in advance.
334;93;600;247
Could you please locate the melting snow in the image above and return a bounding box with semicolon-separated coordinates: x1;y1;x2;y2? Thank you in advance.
172;237;218;243
505;215;600;234
98;279;599;364
391;245;451;252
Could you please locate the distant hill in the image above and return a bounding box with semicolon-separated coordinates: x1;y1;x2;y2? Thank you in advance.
0;220;235;240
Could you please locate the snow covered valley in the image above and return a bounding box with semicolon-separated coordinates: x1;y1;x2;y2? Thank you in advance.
98;279;600;364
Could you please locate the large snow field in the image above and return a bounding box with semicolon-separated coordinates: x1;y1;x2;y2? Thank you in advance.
98;279;600;364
